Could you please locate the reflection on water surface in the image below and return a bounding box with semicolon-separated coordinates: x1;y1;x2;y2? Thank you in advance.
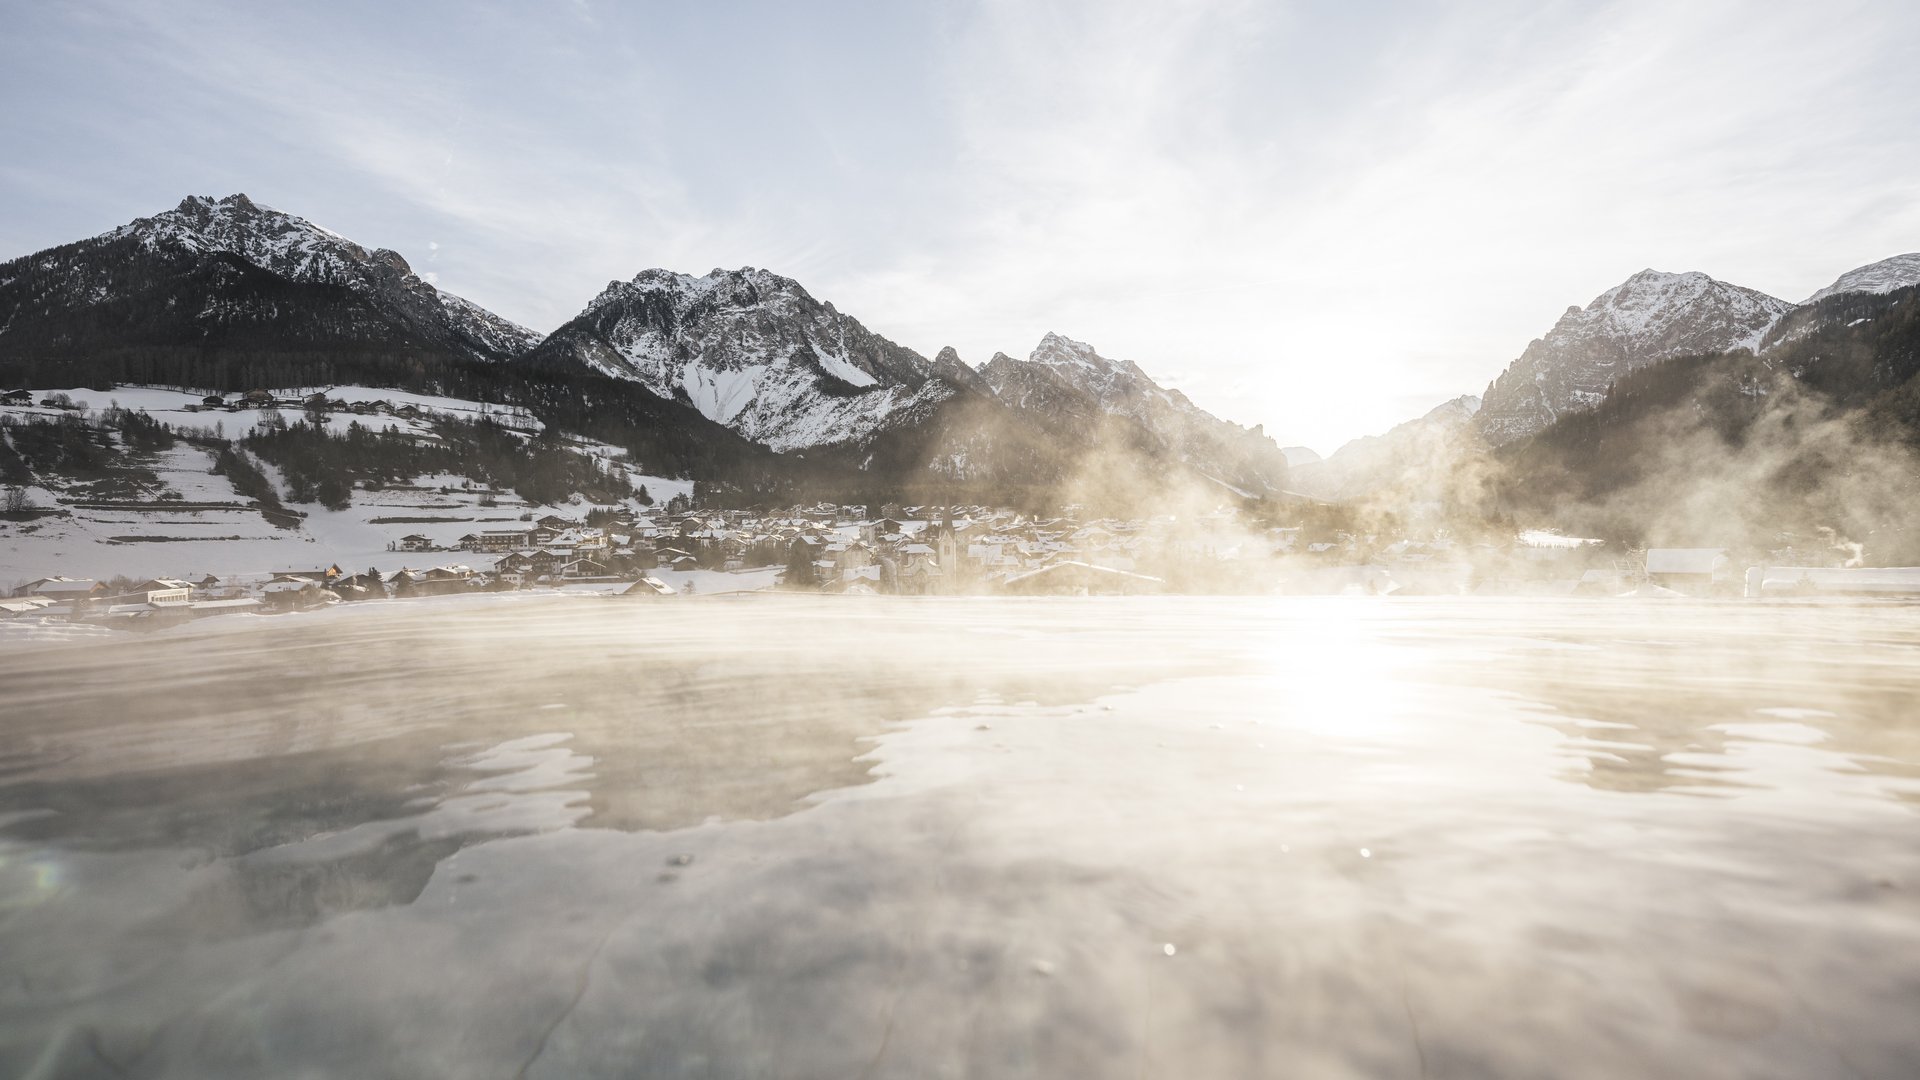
1;596;1917;1078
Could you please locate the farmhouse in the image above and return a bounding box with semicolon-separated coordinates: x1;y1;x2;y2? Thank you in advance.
15;577;104;601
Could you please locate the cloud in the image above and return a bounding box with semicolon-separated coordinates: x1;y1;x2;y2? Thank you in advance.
4;0;1918;455
825;0;1920;453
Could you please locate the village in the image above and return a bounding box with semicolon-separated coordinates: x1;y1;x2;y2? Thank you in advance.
8;490;1920;632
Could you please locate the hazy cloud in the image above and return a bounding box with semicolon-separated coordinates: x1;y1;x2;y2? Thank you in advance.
2;0;1915;452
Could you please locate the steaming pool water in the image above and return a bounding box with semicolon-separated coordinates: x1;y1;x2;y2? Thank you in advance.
1;595;1917;1078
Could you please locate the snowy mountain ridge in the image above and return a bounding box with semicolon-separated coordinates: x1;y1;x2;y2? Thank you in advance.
1801;253;1920;304
106;194;545;359
1475;269;1793;445
521;266;957;453
980;333;1290;493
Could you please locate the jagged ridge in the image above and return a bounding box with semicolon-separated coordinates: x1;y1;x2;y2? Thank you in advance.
520;266;963;452
1475;269;1793;445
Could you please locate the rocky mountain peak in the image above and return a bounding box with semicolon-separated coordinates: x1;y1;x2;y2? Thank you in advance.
1476;268;1791;445
930;346;991;395
1030;331;1107;369
521;264;944;452
85;193;544;360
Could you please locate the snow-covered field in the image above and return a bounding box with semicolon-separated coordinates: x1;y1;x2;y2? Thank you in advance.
0;385;698;584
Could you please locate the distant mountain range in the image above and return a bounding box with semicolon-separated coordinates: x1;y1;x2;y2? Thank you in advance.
0;194;1290;505
1291;252;1920;504
1289;395;1482;502
3;192;1917;523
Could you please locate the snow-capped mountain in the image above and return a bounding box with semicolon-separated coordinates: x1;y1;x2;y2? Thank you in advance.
929;345;993;397
1281;446;1322;467
0;194;541;363
1475;270;1793;445
1291;395;1483;501
521;267;966;452
1801;253;1920;304
980;333;1290;493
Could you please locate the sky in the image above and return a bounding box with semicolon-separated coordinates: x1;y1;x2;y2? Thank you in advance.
3;0;1918;455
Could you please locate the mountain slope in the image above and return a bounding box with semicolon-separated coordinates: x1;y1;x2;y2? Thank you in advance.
0;196;798;493
1802;253;1920;304
1475;270;1793;446
980;333;1290;494
0;194;541;370
519;267;955;452
1291;395;1483;501
1493;284;1920;557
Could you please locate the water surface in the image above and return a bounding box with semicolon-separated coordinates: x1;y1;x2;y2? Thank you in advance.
2;596;1918;1078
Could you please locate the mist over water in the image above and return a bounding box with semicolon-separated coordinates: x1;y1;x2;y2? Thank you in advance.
2;596;1918;1078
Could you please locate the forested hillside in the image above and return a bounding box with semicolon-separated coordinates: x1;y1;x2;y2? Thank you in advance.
1493;286;1920;559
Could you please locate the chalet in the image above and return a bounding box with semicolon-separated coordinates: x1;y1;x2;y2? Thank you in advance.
385;565;473;596
4;389;36;405
836;565;881;590
493;551;538;576
558;557;608;579
242;389;274;407
622;576;677;597
542;528;607;554
892;544;943;595
201;394;227;408
1645;548;1731;594
399;534;435;553
528;548;569;573
330;572;388;600
831;540;874;573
